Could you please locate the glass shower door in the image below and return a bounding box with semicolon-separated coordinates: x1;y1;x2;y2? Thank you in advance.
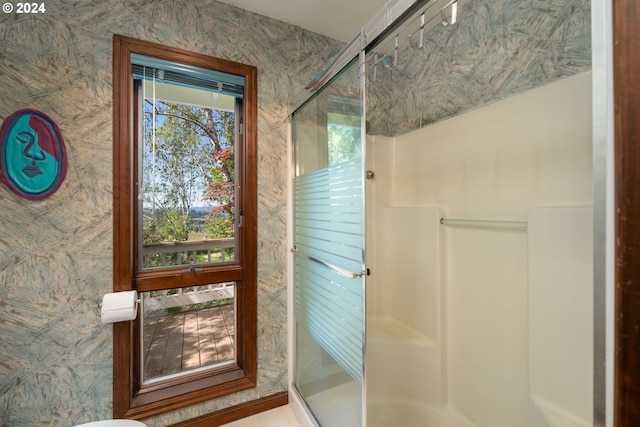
291;57;366;427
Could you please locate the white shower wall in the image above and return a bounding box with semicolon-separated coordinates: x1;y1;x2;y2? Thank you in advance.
366;72;593;426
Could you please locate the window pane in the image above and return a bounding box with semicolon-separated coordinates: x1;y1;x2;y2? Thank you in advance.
115;36;257;417
141;282;236;382
138;79;237;271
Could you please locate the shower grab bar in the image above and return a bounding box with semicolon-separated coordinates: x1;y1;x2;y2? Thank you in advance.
291;247;365;279
440;218;528;230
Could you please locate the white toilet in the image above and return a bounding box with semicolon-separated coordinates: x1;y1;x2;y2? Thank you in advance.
74;421;147;427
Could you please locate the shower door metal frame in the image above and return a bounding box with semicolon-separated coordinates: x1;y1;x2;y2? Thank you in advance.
290;49;368;427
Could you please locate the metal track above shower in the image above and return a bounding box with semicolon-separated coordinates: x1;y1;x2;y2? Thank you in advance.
303;0;463;93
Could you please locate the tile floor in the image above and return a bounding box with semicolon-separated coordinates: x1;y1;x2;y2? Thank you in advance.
220;404;302;427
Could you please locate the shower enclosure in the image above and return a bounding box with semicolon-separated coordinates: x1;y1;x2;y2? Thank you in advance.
291;0;608;426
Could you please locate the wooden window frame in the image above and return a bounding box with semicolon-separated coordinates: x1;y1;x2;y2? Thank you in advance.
614;0;640;425
112;34;258;420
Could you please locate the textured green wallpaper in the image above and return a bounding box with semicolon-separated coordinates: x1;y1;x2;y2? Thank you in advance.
366;0;591;137
0;1;341;426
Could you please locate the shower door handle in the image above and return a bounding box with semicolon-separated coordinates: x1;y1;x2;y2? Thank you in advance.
291;247;366;279
352;269;371;278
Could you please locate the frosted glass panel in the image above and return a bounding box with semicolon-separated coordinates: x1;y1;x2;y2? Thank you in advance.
294;157;364;383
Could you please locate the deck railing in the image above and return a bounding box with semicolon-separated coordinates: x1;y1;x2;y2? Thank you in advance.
143;282;235;313
141;238;236;316
141;238;235;268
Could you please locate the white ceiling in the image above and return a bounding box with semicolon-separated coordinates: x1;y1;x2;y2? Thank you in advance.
216;0;390;42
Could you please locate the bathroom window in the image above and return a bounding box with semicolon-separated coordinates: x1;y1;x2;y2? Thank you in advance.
112;35;257;419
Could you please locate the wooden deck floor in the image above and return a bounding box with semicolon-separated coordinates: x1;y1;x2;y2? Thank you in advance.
142;304;235;380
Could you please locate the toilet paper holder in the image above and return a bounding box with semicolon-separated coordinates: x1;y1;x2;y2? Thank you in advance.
94;291;141;324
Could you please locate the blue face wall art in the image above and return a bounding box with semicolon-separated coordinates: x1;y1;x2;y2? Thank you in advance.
0;109;67;200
